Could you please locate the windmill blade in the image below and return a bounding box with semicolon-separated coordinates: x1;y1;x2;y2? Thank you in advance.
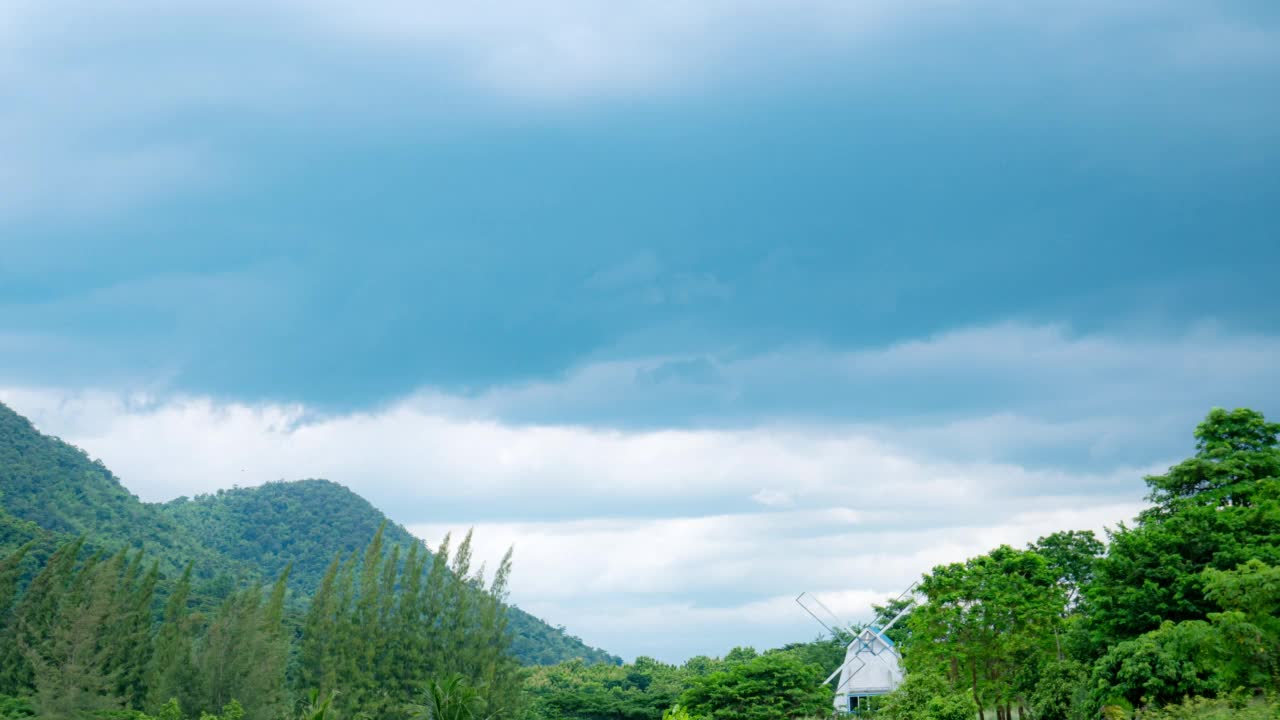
795;592;853;637
857;584;921;660
878;600;914;635
867;581;920;628
828;655;866;689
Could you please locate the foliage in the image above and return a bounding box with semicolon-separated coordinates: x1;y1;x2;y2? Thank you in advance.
524;640;841;720
0;403;234;586
1135;694;1279;720
0;401;616;669
6;401;1280;720
905;544;1062;719
1084;409;1280;647
409;673;493;720
524;656;687;720
1026;659;1088;720
0;694;34;719
678;652;831;720
1088;620;1218;709
159;480;619;668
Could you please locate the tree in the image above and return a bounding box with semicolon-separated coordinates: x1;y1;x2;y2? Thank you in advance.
1088;620;1218;710
1030;530;1104;608
147;563;199;714
905;545;1062;720
409;673;492;720
679;652;831;720
192;566;291;720
1145;408;1280;513
21;549;125;718
1201;559;1280;691
1085;409;1280;648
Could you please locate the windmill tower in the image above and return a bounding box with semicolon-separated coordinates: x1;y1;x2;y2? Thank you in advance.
795;583;919;714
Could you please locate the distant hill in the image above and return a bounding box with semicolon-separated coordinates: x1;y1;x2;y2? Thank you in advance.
0;401;619;666
159;479;620;665
0;402;236;583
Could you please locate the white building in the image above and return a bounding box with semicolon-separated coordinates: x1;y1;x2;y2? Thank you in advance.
831;626;904;714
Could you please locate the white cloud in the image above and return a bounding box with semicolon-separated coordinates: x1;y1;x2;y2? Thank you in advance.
413;502;1143;660
4;321;1270;659
2;324;1191;659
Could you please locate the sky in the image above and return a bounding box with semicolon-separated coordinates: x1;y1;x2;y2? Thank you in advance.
2;0;1279;662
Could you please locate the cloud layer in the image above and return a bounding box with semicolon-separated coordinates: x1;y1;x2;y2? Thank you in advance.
6;321;1257;660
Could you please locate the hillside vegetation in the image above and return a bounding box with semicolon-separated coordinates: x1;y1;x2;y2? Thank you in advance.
0;401;617;667
2;405;1278;720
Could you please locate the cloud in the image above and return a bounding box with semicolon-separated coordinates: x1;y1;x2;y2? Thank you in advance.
2;376;1149;660
2;320;1274;659
412;322;1280;463
416;502;1144;661
0;323;1191;660
3;0;1275;222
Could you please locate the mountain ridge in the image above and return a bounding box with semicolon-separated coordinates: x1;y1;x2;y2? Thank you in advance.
0;400;619;666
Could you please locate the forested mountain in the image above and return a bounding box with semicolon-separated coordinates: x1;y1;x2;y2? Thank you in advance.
158;480;619;665
0;401;617;666
0;403;235;585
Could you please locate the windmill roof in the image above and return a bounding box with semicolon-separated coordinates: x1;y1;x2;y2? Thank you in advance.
865;625;895;647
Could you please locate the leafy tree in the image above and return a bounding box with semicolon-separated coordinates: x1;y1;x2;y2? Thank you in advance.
1201;559;1280;691
1030;530;1104;609
905;545;1062;720
1145;408;1280;513
1088;620;1218;709
679;652;831;720
409;673;492;720
1084;409;1280;649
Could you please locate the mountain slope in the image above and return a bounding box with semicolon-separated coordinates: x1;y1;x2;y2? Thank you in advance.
0;401;618;666
0;402;237;583
160;479;620;665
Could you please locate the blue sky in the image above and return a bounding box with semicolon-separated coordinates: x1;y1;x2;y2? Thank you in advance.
2;0;1279;661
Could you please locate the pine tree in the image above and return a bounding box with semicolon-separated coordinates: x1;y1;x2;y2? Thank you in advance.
299;553;342;696
0;542;34;695
256;565;292;719
0;542;32;618
193;568;292;720
23;548;125;718
105;553;158;706
148;563;200;714
1;537;86;693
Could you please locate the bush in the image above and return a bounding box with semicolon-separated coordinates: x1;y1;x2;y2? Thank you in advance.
0;695;34;720
1136;694;1276;720
877;673;974;720
1029;659;1089;720
925;693;975;720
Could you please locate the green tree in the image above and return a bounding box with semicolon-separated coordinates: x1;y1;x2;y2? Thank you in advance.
21;549;124;718
1201;559;1280;691
147;563;200;714
679;652;830;720
1085;409;1280;649
409;673;492;720
905;545;1062;720
1145;408;1280;513
192;566;291;720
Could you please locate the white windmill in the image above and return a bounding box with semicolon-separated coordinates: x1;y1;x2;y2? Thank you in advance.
795;583;920;714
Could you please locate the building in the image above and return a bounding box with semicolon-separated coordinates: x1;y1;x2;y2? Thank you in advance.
831;626;903;714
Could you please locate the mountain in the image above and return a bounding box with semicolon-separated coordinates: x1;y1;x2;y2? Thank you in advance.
0;401;619;666
158;480;620;665
0;402;236;583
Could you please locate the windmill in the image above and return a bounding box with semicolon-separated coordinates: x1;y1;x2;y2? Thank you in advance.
795;583;920;714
